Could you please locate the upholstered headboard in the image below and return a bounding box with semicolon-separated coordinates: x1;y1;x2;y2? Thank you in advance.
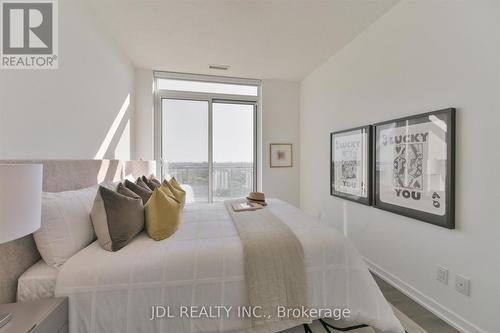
0;160;155;304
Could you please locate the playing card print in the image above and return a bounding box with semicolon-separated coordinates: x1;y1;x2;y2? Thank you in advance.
374;108;455;228
393;143;423;190
331;126;371;204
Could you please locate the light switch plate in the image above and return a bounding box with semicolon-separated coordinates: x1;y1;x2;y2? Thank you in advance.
436;266;449;285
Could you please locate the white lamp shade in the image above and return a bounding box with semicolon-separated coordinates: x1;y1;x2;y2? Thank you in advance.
0;164;43;244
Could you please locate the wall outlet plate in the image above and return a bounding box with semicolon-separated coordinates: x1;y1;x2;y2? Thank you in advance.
436;266;449;285
455;274;470;296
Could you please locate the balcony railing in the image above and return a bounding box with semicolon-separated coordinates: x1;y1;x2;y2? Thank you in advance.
165;162;254;202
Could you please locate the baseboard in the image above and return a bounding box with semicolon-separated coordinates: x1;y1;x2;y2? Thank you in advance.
364;257;487;333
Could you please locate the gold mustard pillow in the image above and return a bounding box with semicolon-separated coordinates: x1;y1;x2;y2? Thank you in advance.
161;179;186;208
145;188;182;241
158;181;176;198
169;177;183;190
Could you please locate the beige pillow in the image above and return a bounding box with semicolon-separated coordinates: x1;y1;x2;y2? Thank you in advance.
145;188;182;241
162;179;186;208
90;186;144;252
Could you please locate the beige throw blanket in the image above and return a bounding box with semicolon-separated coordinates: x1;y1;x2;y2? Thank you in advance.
225;199;309;329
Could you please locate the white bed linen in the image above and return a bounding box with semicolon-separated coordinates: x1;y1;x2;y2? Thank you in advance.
55;200;404;333
17;259;60;302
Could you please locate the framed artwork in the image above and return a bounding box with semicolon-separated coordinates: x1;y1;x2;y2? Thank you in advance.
373;108;455;228
270;143;293;168
330;125;372;205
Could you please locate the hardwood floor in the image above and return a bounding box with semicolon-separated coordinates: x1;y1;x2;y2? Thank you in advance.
372;274;461;333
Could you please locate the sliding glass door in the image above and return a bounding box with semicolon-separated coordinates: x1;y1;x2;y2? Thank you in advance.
161;98;256;203
213;102;255;201
162;99;209;202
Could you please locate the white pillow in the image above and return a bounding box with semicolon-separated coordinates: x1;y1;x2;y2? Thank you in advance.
34;186;98;267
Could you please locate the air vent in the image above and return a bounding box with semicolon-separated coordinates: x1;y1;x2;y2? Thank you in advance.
209;64;230;71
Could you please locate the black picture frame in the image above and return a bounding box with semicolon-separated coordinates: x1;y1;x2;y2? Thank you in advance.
330;125;372;205
373;108;456;229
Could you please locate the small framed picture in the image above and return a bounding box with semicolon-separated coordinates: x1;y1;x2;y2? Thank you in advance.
373;108;455;228
330;125;372;205
270;143;293;168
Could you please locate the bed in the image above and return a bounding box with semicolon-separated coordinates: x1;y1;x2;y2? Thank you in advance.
4;160;404;333
51;200;403;333
17;260;60;302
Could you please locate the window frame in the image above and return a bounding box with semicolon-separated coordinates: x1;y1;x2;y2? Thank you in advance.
154;71;260;203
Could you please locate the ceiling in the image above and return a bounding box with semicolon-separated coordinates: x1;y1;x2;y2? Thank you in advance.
86;0;399;81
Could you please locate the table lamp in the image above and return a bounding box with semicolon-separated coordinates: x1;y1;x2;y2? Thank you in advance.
0;164;43;328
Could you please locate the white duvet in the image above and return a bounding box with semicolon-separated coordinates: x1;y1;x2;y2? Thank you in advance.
55;199;404;333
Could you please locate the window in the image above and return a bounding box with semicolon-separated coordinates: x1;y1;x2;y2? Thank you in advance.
155;72;260;203
157;79;258;96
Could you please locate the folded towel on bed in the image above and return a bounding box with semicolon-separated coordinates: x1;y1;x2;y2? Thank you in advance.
225;199;309;329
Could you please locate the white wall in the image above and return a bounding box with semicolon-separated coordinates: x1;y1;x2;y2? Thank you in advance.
300;1;499;333
0;0;134;160
261;80;300;206
134;68;154;161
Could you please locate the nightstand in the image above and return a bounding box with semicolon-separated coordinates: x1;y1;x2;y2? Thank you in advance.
0;297;68;333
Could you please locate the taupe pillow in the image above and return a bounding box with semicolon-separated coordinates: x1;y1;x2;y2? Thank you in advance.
90;186;144;252
142;175;160;190
136;177;152;191
149;176;162;187
125;179;152;204
117;182;141;201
